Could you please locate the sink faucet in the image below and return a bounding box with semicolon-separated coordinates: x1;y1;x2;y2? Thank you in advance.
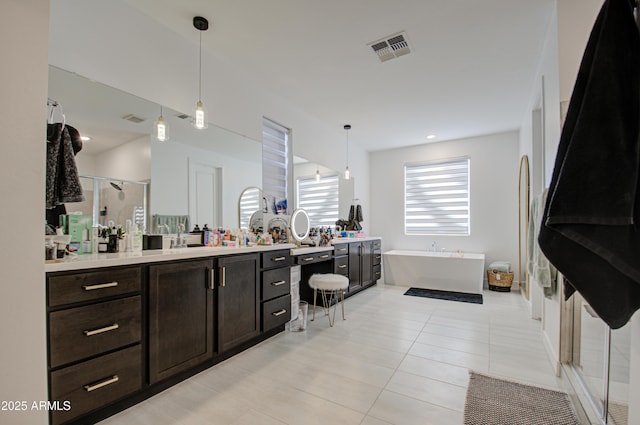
431;241;437;252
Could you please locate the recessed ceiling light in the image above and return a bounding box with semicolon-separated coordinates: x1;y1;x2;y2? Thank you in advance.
80;136;92;141
427;134;436;140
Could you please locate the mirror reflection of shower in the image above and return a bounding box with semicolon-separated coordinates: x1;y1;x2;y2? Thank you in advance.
65;175;148;231
110;181;125;201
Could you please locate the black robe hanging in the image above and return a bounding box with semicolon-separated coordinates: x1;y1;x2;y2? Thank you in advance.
538;0;640;329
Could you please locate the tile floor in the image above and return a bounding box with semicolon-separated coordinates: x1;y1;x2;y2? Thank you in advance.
100;284;570;425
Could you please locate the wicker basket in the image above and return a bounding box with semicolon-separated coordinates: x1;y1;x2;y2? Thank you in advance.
487;270;514;292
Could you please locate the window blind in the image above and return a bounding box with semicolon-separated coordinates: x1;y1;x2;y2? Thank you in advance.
262;119;289;203
404;157;470;235
239;187;261;230
296;173;340;227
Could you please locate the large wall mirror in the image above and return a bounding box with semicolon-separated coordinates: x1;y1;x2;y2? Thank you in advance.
48;66;262;233
293;157;355;228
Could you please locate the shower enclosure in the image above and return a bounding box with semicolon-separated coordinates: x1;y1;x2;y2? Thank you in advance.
65;175;149;231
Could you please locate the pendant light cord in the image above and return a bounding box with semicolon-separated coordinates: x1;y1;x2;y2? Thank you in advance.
198;31;203;101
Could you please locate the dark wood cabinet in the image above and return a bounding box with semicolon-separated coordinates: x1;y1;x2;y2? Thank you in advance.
217;253;260;353
46;243;383;424
348;241;378;291
148;259;215;384
261;250;292;332
47;266;143;425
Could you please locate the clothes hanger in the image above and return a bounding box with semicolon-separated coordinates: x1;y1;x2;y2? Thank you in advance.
47;98;66;143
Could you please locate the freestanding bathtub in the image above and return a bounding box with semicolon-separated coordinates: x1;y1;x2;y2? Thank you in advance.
383;250;486;294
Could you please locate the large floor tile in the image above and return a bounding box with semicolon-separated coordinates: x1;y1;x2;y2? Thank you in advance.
367;390;463;425
98;286;576;425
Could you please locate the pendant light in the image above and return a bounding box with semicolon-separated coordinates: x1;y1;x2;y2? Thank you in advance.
193;16;209;130
154;105;169;142
344;124;351;180
315;167;321;182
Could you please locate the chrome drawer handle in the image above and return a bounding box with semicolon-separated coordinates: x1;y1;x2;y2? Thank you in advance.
82;281;118;291
271;280;286;286
338;265;347;269
337;248;347;252
319;254;330;259
376;255;381;260
83;323;119;337
84;375;119;392
272;309;287;317
272;256;286;262
303;257;314;262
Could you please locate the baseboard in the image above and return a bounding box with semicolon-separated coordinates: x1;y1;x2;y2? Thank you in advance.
542;328;561;377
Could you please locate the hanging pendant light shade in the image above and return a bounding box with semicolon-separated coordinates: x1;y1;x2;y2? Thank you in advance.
193;16;209;130
344;124;351;180
154;105;169;142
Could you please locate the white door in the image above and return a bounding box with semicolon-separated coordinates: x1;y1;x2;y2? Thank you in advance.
188;159;222;229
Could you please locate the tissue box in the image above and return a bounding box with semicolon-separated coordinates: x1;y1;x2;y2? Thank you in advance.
143;235;163;250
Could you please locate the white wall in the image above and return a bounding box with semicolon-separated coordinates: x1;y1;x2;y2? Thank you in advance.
93;135;151;182
151;140;261;229
370;131;520;280
0;1;50;424
519;3;561;347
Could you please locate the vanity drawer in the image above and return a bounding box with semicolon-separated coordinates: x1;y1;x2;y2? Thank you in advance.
48;267;141;307
262;249;293;269
296;251;332;265
262;267;291;301
372;239;382;251
373;251;382;266
333;256;349;276
333;244;349;257
262;294;291;332
373;264;382;281
50;344;142;425
49;296;141;368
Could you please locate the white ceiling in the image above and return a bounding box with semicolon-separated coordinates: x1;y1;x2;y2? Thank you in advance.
122;0;554;152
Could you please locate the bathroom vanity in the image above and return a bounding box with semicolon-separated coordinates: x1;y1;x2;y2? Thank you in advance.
44;239;380;425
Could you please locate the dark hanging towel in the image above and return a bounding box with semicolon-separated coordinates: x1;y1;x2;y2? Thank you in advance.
46;123;84;210
355;204;363;222
538;0;640;329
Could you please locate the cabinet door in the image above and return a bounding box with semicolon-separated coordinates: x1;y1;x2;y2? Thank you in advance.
348;243;362;290
218;253;260;353
361;241;374;287
149;259;215;384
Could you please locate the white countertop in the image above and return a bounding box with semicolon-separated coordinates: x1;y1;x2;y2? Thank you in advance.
45;244;296;273
45;236;382;273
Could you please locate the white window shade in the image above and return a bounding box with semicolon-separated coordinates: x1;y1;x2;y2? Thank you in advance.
404;158;470;235
239;187;261;230
262;119;289;202
296;174;339;227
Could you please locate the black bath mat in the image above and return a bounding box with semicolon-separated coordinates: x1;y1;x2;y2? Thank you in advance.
404;287;483;304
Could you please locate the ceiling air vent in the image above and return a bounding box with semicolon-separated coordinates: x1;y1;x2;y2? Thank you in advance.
368;32;411;63
122;114;146;124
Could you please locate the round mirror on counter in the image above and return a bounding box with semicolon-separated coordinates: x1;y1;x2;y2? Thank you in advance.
290;208;310;244
238;186;263;230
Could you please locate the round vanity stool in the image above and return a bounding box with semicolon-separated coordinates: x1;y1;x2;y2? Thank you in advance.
308;274;349;327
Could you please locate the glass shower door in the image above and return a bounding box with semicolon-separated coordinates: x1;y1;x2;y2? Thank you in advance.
570;293;629;425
